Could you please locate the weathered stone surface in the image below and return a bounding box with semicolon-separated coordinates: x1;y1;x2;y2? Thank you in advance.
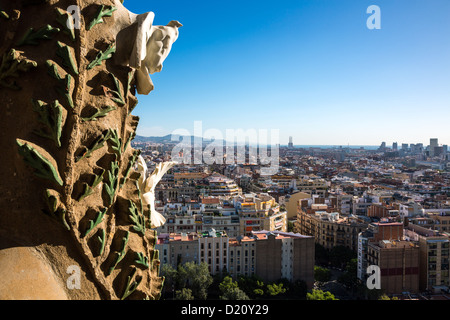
0;247;68;300
0;0;179;300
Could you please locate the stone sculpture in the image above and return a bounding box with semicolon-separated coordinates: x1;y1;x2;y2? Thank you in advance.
113;0;182;94
0;0;180;300
137;155;176;228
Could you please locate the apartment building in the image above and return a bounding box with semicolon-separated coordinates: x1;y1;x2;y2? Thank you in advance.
205;173;241;197
297;210;368;251
235;193;287;236
296;177;328;197
404;224;450;292
228;237;256;278
202;212;240;238
199;230;229;275
253;230;315;289
367;203;398;218
157;229;314;289
357;220;405;281
157;232;199;268
337;194;353;215
366;240;420;294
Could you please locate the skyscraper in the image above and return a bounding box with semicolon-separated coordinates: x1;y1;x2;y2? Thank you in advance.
392;142;398;151
288;136;293;148
430;138;438;157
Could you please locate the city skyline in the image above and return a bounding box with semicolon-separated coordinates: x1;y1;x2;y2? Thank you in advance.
125;0;450;146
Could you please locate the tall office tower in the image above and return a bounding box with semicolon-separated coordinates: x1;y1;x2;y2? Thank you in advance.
392;142;398;151
288;136;293;148
430;138;438;157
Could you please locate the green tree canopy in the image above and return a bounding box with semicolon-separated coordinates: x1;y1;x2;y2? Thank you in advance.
314;265;331;282
161;262;213;300
307;289;338;300
219;276;250;300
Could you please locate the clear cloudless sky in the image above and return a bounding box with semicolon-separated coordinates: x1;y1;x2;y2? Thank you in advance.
123;0;450;147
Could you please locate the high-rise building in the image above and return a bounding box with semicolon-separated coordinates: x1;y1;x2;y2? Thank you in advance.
288;136;293;148
430;138;438;157
392;142;398;151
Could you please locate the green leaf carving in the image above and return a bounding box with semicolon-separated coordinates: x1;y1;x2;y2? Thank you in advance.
108;231;129;276
16;139;63;186
43;189;70;230
0;49;37;90
119;149;140;189
82;207;107;238
128;200;145;236
81;105;116;121
0;11;9;19
75;130;112;162
102;72;125;105
104;158;119;206
98;228;106;256
121;267;141;300
87;42;115;70
109;129;122;158
135;252;149;269
78;169;105;201
122;131;136;154
56;41;78;75
55;7;76;42
88;5;117;30
31;99;64;147
46;60;74;109
16;24;60;46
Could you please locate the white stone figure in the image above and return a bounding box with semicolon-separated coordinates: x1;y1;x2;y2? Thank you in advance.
137;155;176;228
113;0;182;95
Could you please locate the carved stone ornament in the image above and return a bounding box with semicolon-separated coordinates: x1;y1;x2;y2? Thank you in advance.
0;0;180;300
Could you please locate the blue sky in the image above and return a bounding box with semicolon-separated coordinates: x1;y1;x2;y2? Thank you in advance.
124;0;450;146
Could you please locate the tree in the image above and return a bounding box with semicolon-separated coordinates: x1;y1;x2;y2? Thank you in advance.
160;262;213;300
175;288;194;300
266;283;287;296
182;262;213;300
379;294;398;300
337;258;358;290
253;288;264;296
329;246;355;268
290;280;308;299
307;289;338;300
219;276;250;300
314;266;331;282
315;243;329;265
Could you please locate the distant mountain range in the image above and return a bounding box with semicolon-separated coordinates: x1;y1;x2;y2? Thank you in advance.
133;135;379;149
133;134;224;144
